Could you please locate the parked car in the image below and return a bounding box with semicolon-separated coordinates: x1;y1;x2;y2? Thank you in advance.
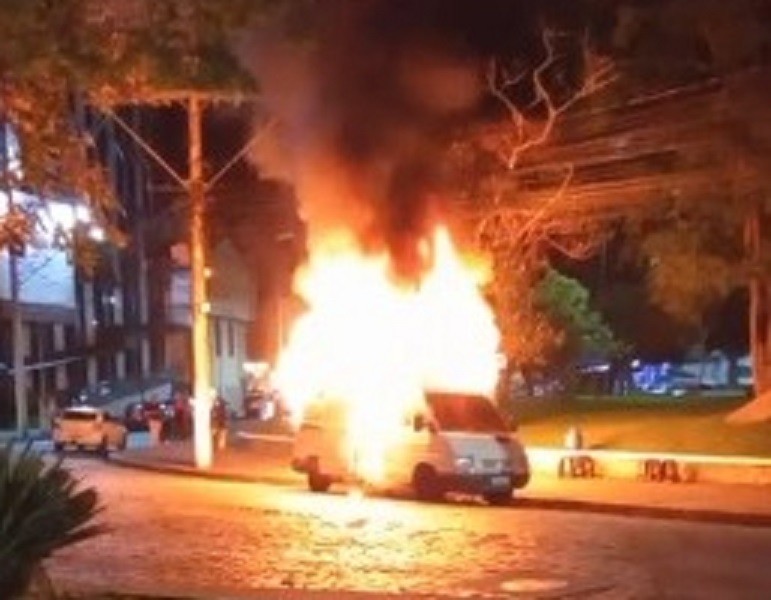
53;406;128;454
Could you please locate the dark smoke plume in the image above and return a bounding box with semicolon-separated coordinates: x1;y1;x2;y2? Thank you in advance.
243;0;587;279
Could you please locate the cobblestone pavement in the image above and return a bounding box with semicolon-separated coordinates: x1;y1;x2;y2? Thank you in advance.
113;437;771;526
48;458;771;600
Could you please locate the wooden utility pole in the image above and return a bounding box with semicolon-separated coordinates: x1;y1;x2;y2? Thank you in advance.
9;250;26;437
105;92;260;468
188;95;213;468
1;123;28;437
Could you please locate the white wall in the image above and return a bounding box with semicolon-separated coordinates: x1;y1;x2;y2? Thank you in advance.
0;192;79;308
209;242;253;321
0;247;76;307
166;240;256;412
167;269;191;326
167;241;254;325
211;318;249;411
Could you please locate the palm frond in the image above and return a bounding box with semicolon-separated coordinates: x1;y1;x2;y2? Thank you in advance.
0;441;104;599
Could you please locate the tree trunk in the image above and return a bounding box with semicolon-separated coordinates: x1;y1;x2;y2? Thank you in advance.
750;280;771;394
495;363;511;409
728;207;771;423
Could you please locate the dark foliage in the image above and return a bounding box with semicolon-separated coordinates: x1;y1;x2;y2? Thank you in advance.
0;441;105;599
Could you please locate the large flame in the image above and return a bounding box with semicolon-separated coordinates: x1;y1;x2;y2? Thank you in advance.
275;224;500;482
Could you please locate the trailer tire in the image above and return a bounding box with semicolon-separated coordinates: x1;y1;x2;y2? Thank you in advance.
307;458;332;493
412;463;442;502
484;489;513;506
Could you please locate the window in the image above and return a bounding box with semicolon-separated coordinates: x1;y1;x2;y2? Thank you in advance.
228;321;235;357
425;393;507;433
0;320;11;365
214;319;222;357
98;355;115;381
101;288;117;327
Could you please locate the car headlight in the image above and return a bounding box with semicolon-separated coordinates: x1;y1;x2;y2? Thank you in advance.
455;456;475;473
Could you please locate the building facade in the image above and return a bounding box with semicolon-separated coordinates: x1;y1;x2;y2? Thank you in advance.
2;105;261;430
0;192;83;427
0;110;157;430
166;240;255;413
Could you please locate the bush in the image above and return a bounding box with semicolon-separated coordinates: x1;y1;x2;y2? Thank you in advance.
0;441;105;599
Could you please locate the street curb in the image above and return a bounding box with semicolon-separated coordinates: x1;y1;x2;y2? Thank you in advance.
108;452;771;529
108;453;302;488
527;447;771;486
59;586;496;600
515;497;771;529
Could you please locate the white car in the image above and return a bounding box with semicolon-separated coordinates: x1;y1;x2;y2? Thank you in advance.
53;406;128;454
291;390;530;505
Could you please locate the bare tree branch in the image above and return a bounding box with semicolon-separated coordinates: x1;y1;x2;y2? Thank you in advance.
474;28;616;262
487;29;616;171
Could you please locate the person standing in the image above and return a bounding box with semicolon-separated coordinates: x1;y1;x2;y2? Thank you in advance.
211;396;228;451
147;395;163;446
172;390;190;440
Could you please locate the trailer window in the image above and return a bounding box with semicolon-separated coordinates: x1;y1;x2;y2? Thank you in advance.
426;393;506;433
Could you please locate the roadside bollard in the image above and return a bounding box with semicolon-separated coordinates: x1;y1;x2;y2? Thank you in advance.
558;426;596;478
564;426;584;451
641;458;682;483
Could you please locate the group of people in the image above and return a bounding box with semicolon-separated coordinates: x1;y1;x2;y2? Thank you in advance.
148;391;229;449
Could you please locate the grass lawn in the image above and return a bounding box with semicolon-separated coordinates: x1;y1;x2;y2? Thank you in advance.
512;395;771;457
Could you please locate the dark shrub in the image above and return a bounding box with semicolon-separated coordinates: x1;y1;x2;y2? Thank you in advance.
0;441;104;598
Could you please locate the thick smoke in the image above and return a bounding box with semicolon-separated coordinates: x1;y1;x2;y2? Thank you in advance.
242;0;560;279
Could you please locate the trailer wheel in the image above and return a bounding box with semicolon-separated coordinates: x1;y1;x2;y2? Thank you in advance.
412;463;442;502
307;458;332;493
308;470;332;493
484;489;513;506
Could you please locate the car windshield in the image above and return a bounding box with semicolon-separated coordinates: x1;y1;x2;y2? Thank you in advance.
425;392;507;433
63;410;98;421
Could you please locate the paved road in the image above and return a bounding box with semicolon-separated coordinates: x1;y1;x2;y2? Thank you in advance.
45;456;771;600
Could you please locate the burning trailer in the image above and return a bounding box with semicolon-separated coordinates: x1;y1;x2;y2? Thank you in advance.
275;225;530;504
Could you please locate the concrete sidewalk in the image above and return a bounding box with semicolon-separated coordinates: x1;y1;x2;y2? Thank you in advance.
110;432;771;528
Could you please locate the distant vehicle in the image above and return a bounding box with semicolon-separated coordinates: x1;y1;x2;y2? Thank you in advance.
53;406;128;454
123;398;174;431
291;390;530;505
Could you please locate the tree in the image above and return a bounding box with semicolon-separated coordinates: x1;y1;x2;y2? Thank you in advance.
0;0;116;248
454;1;771;419
609;0;771;420
491;263;620;397
596;282;700;363
0;0;264;248
489;254;557;396
0;0;274;446
536;268;620;383
632;206;745;355
444;9;617;398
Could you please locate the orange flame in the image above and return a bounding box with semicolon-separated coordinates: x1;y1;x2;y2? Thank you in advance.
275;225;500;482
